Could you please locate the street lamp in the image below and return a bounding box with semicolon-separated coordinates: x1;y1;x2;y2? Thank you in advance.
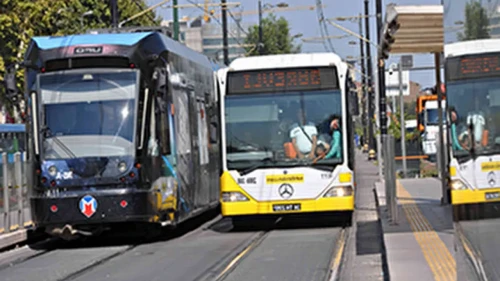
80;11;94;28
348;41;357;45
258;1;289;54
292;33;303;39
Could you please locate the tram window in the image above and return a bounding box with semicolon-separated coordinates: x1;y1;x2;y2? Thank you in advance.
157;99;171;155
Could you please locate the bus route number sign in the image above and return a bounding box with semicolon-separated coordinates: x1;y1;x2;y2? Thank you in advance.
227;67;338;94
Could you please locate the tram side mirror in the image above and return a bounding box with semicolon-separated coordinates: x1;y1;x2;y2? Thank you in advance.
3;67;19;104
153;67;167;95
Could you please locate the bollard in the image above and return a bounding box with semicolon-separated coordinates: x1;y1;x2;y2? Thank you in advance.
14;153;23;229
383;135;398;224
2;153;9;233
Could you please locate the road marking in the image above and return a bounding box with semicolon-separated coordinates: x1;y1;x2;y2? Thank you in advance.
328;228;347;281
214;231;269;280
455;223;489;280
397;180;456;281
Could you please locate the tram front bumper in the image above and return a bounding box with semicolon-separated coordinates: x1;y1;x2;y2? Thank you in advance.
30;189;157;228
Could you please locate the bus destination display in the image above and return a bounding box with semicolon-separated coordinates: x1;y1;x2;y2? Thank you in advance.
447;53;500;81
227;67;338;94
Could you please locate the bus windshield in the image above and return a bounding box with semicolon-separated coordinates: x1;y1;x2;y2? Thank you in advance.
425;108;446;125
447;77;500;157
39;69;138;160
225;90;343;171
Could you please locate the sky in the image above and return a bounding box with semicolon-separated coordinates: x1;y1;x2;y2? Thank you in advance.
444;0;500;44
146;0;443;88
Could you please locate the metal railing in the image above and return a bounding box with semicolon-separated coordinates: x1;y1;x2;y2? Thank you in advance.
1;152;31;234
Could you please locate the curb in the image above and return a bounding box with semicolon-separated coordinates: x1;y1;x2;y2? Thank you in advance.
373;182;391;281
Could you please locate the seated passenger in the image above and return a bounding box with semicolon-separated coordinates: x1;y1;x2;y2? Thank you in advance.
289;108;317;159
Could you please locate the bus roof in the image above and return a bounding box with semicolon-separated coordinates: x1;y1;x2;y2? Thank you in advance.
0;124;25;133
227;52;345;71
444;39;500;58
31;32;153;50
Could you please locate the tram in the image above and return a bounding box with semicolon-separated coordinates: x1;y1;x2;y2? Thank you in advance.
17;31;222;238
445;39;500;219
218;53;358;224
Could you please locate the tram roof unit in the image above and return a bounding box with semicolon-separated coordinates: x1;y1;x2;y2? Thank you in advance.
227;52;346;72
26;31;213;70
444;39;500;58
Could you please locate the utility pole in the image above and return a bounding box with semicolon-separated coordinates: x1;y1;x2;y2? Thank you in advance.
173;0;179;40
221;0;229;64
111;0;118;28
358;14;367;142
364;0;375;152
376;0;387;137
398;61;407;178
258;0;263;55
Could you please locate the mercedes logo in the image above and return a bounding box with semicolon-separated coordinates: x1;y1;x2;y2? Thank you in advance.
488;172;496;187
278;183;294;199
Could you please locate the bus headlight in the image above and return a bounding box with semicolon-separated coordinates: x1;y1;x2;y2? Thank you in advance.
324;186;353;197
222;192;249;202
450;180;467;190
48;166;57;177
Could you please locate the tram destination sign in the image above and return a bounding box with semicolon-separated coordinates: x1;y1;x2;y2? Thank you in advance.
227;67;339;94
446;52;500;81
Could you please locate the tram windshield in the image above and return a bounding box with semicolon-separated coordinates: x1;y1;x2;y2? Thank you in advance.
39;69;138;160
225;89;344;171
447;77;500;158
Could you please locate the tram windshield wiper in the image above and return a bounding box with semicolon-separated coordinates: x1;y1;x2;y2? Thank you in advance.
41;126;76;159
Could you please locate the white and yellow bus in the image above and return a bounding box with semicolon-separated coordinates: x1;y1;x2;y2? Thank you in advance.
445;39;500;219
217;53;358;224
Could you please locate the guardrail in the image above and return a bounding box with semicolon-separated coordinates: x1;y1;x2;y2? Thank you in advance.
1;152;31;235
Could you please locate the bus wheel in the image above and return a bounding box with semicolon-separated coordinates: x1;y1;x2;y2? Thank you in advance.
342;211;353;227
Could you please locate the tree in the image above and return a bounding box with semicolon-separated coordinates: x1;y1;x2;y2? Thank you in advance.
457;1;490;41
0;0;161;120
245;14;301;56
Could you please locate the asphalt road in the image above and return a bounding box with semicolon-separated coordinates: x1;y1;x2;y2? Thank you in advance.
0;213;344;281
460;219;500;280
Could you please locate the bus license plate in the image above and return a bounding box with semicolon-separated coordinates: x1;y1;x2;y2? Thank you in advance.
272;204;301;212
485;192;500;201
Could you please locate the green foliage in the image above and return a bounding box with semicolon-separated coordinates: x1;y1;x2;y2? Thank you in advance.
387;108;420;142
457;1;490;41
420;160;438;178
0;0;160;111
245;14;301;56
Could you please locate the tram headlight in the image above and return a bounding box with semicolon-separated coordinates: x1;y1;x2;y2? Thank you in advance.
222;192;249;202
48;166;57;177
118;162;127;173
450;180;467;190
323;186;353;197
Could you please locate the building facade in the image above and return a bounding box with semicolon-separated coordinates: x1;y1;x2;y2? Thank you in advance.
161;18;251;63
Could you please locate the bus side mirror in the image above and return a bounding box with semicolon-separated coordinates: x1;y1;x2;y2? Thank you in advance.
352;93;360;116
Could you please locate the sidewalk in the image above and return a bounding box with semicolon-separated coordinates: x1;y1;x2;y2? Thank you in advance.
374;177;456;281
0;207;32;249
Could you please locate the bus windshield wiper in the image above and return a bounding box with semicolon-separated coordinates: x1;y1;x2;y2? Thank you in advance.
240;157;276;176
41;126;76;159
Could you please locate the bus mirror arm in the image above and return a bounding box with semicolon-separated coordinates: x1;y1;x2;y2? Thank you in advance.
468;122;475;158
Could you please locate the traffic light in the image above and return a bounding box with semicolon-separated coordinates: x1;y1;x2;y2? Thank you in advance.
379;19;400;60
204;9;215;23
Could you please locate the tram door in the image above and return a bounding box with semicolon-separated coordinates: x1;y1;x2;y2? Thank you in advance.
173;87;195;215
195;98;210;207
